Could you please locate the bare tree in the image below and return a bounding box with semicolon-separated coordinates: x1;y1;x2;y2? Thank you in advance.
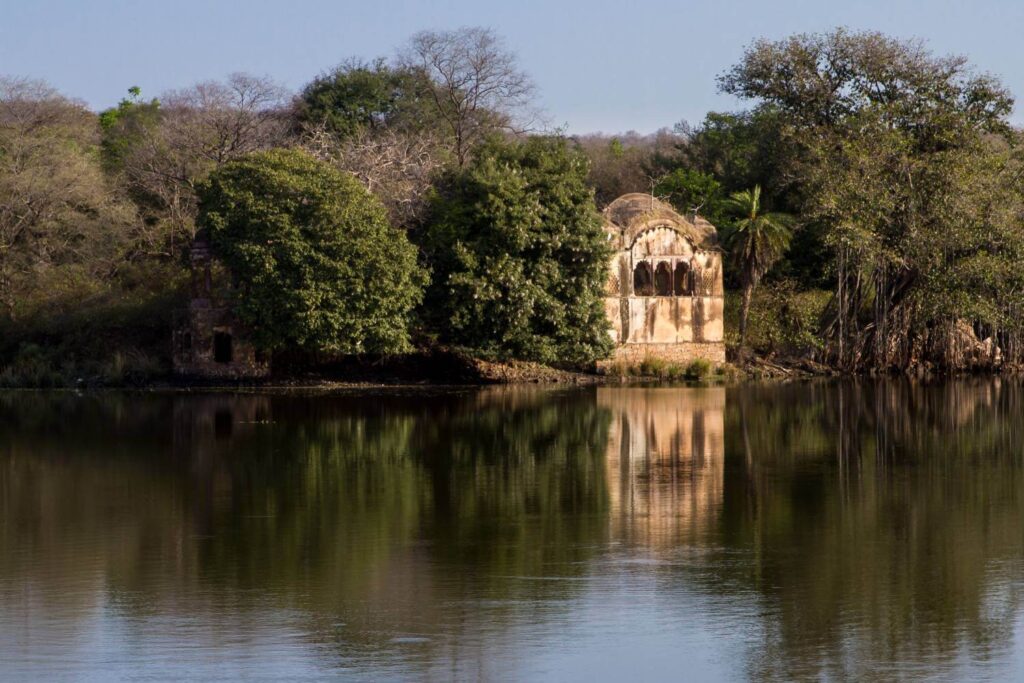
399;27;537;166
160;73;290;165
302;123;445;228
0;77;134;318
116;73;291;251
0;77;90;134
574;129;686;207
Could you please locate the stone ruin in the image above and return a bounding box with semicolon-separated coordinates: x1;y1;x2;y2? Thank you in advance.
172;237;269;379
600;193;726;367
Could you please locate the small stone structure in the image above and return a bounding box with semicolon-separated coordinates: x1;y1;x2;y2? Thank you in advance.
172;238;269;379
600;193;726;367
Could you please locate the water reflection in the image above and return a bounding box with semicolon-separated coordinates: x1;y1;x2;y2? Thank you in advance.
724;380;1024;681
1;382;1024;680
599;387;724;548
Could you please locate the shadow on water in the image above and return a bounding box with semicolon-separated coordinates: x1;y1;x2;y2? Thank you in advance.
1;380;1024;680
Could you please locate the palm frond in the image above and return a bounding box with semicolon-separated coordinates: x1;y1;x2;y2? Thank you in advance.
722;185;794;284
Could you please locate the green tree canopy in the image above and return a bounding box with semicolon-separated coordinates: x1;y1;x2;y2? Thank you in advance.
420;136;613;364
654;168;725;225
198;148;425;354
720;29;1018;370
98;86;162;174
296;59;436;139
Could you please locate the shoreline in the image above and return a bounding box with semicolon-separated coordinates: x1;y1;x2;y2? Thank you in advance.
6;347;1019;391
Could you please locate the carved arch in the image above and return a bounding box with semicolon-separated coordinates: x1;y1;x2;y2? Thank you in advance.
628;224;696;259
624;218;707;252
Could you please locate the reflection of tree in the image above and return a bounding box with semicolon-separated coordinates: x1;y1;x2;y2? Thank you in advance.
410;388;611;572
0;388;612;670
6;382;1024;679
723;379;1024;680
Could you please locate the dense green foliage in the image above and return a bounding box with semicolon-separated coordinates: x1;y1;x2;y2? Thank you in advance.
724;282;830;359
7;26;1024;383
296;60;436;138
683;111;788;196
720;29;1021;370
653;168;725;224
198;149;425;354
98;86;161;173
420;137;614;364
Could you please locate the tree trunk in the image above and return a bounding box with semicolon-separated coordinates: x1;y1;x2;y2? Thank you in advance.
739;283;753;356
0;268;14;322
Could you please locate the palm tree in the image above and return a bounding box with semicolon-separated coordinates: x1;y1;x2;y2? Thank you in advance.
723;185;793;354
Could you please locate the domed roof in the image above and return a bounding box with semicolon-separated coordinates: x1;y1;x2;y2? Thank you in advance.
603;193;719;250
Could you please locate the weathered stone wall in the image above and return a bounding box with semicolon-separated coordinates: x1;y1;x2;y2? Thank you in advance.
172;239;270;379
173;301;269;379
598;342;726;369
609;294;725;344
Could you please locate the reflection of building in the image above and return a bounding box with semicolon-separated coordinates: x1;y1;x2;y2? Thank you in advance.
600;194;726;367
598;387;725;547
171;393;272;479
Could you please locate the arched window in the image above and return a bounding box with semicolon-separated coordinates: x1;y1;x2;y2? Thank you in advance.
654;262;672;296
633;262;653;296
674;262;691;296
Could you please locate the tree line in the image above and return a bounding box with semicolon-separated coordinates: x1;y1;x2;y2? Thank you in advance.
2;27;1022;384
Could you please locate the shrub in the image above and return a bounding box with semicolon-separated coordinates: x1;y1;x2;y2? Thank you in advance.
100;349;165;385
665;364;685;380
198;148;426;355
0;344;62;388
0;263;184;387
604;361;630;377
0;342;169;389
714;362;743;380
419;136;614;365
725;280;829;357
684;358;714;381
639;357;668;377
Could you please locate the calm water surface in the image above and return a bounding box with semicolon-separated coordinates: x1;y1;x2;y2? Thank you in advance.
3;381;1024;681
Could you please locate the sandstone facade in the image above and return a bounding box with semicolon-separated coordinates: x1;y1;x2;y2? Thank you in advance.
599;193;726;367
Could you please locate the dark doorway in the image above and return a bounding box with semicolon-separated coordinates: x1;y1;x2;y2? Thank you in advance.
674;262;691;296
214;332;233;364
633;262;654;296
655;262;673;296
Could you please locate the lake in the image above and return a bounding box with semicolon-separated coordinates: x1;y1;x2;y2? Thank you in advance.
2;381;1024;681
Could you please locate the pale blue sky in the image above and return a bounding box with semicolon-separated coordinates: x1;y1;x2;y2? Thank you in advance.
2;0;1022;133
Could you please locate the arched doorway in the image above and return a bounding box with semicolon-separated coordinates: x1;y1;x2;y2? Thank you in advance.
654;262;672;296
674;262;690;296
633;262;654;296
